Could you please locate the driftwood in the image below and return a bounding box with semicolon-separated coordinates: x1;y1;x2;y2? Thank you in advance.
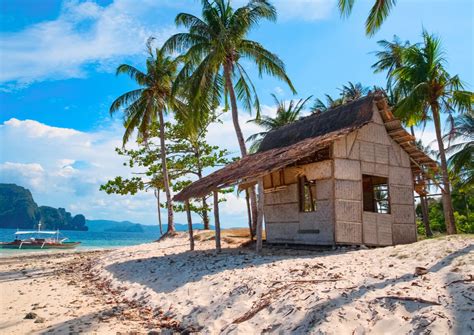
375;295;441;305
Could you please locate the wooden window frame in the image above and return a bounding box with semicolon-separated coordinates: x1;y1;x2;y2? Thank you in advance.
362;174;390;214
299;176;317;212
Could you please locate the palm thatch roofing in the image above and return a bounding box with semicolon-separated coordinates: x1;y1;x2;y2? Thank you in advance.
174;92;437;201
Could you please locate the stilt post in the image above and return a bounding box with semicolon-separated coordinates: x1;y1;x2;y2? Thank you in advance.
256;179;264;253
213;190;221;252
185;200;194;251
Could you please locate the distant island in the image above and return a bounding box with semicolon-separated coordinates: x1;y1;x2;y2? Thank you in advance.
0;184;211;233
0;183;87;231
87;219;213;234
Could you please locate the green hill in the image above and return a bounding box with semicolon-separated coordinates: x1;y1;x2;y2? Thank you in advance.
0;183;87;231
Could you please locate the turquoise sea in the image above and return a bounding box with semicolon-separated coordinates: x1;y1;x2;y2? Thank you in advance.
0;228;161;257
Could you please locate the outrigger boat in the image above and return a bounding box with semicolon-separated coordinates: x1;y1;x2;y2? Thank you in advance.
0;223;81;250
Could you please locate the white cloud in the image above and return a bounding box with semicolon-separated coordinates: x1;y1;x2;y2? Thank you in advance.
0;162;46;188
0;0;178;86
0;118;161;224
0;116;256;227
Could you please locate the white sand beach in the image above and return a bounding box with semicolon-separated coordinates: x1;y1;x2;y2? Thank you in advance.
1;233;473;334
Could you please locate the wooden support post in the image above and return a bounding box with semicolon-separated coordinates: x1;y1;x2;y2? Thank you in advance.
185;200;194;251
213;190;221;252
256;178;264;253
245;189;254;240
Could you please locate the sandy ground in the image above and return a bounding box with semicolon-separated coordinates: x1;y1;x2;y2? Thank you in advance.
1;233;473;334
0;250;147;334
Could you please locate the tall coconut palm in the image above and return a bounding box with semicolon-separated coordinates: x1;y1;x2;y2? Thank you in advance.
391;31;473;234
110;41;180;233
338;0;397;36
445;111;474;189
372;36;433;236
164;0;296;232
247;94;311;152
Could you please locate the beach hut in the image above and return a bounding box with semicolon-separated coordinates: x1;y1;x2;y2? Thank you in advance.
174;92;437;247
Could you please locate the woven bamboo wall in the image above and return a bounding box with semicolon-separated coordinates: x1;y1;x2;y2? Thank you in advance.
333;107;417;246
264;161;335;245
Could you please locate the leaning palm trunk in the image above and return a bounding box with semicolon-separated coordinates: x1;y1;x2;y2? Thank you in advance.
224;63;258;235
158;109;175;233
432;106;456;234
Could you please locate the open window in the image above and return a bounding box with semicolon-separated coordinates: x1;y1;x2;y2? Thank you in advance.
299;176;317;212
363;175;390;214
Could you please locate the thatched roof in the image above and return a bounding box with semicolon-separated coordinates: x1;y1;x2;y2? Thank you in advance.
258;96;374;152
174;93;437;201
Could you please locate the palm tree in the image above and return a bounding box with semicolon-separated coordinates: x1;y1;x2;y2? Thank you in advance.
247;94;311;152
312;82;368;115
340;82;369;102
110;41;180;233
312;94;343;114
372;36;410;90
164;0;296;233
391;31;473;234
372;36;433;235
445;111;474;189
338;0;397;36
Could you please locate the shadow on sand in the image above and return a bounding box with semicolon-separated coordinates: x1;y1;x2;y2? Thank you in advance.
37;242;472;334
105;244;340;294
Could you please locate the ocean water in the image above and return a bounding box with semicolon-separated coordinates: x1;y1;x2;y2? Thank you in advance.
0;228;161;257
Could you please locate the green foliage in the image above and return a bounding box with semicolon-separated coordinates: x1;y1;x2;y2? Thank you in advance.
110;40;182;145
445;111;474;189
100;117;235;223
312;82;369;114
416;181;474;234
338;0;397;36
164;0;295;123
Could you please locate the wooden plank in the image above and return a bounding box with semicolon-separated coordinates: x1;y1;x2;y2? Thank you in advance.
256;179;264;253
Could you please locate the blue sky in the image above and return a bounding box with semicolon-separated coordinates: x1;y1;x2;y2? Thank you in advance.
0;0;473;227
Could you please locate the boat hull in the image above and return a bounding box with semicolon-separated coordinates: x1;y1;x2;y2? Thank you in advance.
0;242;81;249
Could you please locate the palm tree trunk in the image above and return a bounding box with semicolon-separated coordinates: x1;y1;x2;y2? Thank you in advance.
420;195;432;237
158;109;174;233
224;62;258;235
202;197;210;229
432;105;456;234
154;188;163;235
